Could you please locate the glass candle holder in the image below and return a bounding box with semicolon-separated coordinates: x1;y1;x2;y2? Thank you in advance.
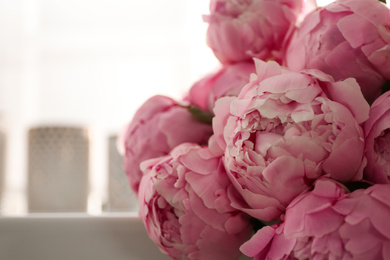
106;135;138;212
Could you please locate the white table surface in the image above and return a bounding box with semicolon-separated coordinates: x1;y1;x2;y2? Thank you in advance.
0;212;252;260
0;213;171;260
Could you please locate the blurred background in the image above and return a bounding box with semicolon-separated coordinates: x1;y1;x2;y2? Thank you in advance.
0;0;219;215
0;0;351;216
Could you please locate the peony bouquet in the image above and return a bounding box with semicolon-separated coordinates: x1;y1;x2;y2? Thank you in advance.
121;0;390;259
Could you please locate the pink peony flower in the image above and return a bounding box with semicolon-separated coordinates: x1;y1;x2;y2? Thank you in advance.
241;178;390;259
213;59;369;221
122;95;213;193
284;0;390;103
364;91;390;184
204;0;317;64
187;61;256;113
138;143;252;260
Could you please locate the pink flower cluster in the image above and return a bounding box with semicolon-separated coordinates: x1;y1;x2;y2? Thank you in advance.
121;0;390;259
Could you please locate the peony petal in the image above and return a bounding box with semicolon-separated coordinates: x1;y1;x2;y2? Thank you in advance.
253;59;284;83
227;183;283;221
213;96;236;150
180;148;219;175
240;226;276;257
338;14;378;48
323;78;370;124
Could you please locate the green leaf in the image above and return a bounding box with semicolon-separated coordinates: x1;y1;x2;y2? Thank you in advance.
188;106;213;125
379;0;386;4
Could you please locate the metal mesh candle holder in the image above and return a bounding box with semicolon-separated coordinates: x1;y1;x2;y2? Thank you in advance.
27;126;89;212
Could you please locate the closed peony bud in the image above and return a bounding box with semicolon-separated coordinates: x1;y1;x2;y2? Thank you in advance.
205;0;316;64
284;0;390;103
186;61;256;113
121;95;213;193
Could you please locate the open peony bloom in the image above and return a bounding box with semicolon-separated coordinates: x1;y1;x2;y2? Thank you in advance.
241;178;390;259
187;61;256;113
121;95;213;193
284;0;390;103
213;59;369;221
204;0;316;64
364;91;390;184
138;143;252;260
